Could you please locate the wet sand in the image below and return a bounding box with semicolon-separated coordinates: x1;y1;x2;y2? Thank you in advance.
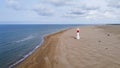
17;25;120;68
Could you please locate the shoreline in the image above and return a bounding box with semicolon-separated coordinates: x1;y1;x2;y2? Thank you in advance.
16;28;68;68
17;25;120;68
12;28;70;68
9;36;44;68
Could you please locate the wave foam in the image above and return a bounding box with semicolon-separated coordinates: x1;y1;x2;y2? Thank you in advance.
9;37;44;68
15;35;34;43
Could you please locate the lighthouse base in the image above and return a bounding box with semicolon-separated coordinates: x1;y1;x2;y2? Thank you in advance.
76;33;80;40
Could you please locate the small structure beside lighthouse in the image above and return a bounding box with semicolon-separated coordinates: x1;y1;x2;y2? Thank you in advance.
76;28;80;40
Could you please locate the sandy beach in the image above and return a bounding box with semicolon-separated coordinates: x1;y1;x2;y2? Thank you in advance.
17;25;120;68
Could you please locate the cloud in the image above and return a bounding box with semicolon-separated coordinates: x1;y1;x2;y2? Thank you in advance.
45;0;71;6
6;0;21;10
85;9;118;19
64;6;118;19
66;9;87;17
70;11;86;15
33;4;54;16
81;5;99;10
63;5;99;18
63;0;119;20
6;0;55;16
5;0;120;20
103;11;116;18
107;0;120;8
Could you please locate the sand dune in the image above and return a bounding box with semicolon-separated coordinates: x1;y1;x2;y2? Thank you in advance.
17;25;120;68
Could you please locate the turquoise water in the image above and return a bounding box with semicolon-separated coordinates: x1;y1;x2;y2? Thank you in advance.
0;24;81;68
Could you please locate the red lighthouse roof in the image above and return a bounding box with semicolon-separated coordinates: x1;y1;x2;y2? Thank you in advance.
77;28;80;33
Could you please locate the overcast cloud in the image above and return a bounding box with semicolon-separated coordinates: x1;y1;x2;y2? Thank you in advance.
0;0;119;24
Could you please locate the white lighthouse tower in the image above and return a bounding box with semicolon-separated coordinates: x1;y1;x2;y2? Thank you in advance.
76;28;80;40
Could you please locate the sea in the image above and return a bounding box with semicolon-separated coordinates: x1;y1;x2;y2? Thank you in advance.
0;24;82;68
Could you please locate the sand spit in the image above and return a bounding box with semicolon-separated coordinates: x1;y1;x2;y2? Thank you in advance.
17;25;120;68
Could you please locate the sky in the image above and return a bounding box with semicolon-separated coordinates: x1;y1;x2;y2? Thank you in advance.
0;0;120;24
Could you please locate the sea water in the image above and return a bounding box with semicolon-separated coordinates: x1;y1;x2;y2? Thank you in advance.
0;24;82;68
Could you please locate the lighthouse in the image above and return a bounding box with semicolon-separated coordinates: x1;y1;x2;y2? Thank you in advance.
76;28;80;40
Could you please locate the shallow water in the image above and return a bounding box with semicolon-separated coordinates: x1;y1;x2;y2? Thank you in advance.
0;24;81;68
